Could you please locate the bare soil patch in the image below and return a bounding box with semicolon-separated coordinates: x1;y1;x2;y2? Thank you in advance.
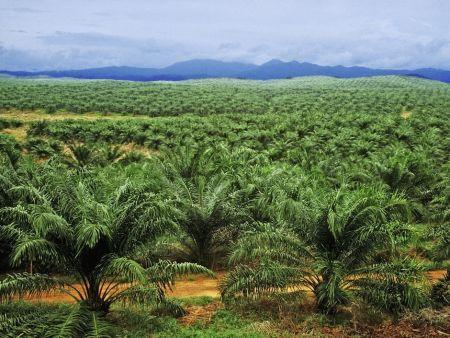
22;270;446;304
24;272;224;304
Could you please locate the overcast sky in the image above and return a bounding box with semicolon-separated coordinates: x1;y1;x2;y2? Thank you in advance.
1;0;449;70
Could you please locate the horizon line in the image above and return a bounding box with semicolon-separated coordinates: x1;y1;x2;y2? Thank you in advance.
1;58;450;73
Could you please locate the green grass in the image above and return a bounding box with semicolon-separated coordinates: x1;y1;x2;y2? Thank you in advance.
154;309;267;338
178;296;217;307
0;301;269;337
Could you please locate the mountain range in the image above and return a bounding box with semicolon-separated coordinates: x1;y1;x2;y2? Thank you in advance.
1;59;450;83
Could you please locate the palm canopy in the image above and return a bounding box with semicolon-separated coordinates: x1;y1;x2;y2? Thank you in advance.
159;146;217;180
0;154;41;271
157;146;247;269
166;173;244;269
0;170;212;314
222;187;425;315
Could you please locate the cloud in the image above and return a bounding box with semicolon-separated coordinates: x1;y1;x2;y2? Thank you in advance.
0;33;194;70
1;0;449;70
92;11;110;17
38;32;146;48
36;32;185;55
7;30;27;34
1;7;49;13
2;33;450;71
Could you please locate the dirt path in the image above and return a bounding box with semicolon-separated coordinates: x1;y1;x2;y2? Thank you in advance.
25;273;224;304
426;269;447;281
166;273;223;298
23;270;446;304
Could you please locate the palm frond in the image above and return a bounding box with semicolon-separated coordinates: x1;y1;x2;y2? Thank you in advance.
354;258;427;313
100;256;148;284
229;223;310;265
32;211;71;239
113;284;164;305
0;205;31;225
0;311;43;336
221;263;301;299
10;237;62;267
148;260;213;289
75;220;111;251
0;273;64;301
85;312;113;338
51;304;91;338
9;184;46;204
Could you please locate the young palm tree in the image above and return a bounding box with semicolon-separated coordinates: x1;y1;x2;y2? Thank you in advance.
429;222;450;307
157;146;246;269
0;174;212;320
0;155;39;272
159;146;216;180
63;143;99;169
373;150;435;207
221;187;425;315
167;174;243;269
100;144;124;164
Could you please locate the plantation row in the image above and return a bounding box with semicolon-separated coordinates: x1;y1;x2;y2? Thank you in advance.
0;76;449;336
21;110;449;202
1;76;449;116
0;142;449;336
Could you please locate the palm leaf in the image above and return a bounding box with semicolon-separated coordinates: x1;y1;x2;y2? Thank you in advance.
85;312;113;338
148;260;214;289
50;304;91;338
0;273;64;301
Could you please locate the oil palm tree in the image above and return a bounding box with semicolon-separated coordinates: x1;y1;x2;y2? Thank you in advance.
0;154;39;271
0;173;212;335
100;144;124;164
167;174;243;269
429;222;450;307
158;146;246;269
373;150;435;205
221;187;425;315
159;146;216;180
63;143;99;169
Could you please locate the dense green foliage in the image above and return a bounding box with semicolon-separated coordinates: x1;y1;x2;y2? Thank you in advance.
222;189;426;315
0;301;269;338
0;76;449;336
1;76;449;116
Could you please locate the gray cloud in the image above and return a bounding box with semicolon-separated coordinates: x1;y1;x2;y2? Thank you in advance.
92;12;110;17
38;32;151;48
0;33;194;70
1;0;449;70
1;7;49;13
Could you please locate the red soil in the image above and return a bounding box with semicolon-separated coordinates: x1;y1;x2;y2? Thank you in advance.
25;272;224;303
23;270;446;304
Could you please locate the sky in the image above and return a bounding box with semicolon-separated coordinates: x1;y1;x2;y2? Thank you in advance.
1;0;449;71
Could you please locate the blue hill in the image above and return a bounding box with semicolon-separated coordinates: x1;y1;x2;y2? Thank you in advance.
1;59;449;83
